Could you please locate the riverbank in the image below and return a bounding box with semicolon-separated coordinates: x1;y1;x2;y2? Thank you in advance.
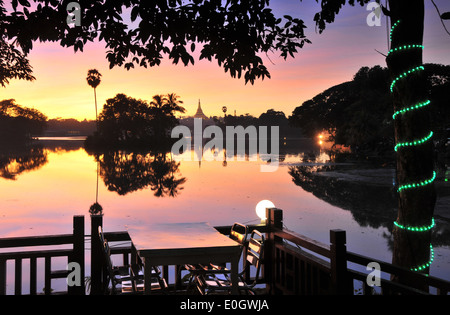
300;164;450;221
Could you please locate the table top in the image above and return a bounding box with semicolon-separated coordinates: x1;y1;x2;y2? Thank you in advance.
126;222;240;254
127;222;242;294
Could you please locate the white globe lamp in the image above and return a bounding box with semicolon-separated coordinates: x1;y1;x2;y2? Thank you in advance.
256;200;275;223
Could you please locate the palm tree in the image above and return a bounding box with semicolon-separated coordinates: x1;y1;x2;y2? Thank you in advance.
149;94;186;139
150;94;167;111
86;69;102;128
166;93;186;115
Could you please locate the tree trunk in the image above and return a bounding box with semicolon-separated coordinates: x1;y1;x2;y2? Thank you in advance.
387;0;436;288
94;87;98;131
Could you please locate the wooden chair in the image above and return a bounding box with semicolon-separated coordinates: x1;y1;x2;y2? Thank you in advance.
209;222;248;270
194;230;265;295
182;223;248;291
98;226;166;294
228;222;248;244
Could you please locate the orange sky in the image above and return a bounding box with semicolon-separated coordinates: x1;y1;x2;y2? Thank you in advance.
1;1;449;121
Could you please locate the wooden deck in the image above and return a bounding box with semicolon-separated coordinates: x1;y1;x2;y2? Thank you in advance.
0;210;449;295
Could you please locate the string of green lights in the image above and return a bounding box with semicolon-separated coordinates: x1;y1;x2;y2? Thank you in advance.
390;65;425;92
394;131;433;152
390;20;435;272
394;217;435;232
410;245;435;272
392;99;430;120
387;44;424;57
396;170;436;193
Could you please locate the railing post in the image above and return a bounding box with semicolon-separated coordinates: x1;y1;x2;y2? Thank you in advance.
0;260;5;295
267;208;283;230
330;229;349;295
90;214;103;295
265;207;283;294
69;215;85;295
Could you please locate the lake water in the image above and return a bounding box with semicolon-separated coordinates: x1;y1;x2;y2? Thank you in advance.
1;137;449;288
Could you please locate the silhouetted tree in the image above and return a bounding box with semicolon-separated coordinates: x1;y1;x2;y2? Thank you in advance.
290;65;393;157
149;94;186;140
0;34;35;87
0;0;308;85
258;109;287;126
290;64;450;161
0;99;47;142
97;93;151;146
88;93;185;148
86;69;102;127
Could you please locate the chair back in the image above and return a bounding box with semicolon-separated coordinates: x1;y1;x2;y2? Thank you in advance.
98;226;117;293
98;226;105;245
229;222;248;245
245;230;264;283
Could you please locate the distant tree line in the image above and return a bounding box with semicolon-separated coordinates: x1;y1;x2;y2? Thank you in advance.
45;118;96;136
217;109;301;138
0;99;47;143
289;64;450;160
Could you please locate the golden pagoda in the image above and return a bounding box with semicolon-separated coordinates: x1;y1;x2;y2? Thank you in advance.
193;99;208;119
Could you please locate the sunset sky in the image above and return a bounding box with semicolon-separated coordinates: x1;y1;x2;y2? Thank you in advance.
1;1;449;121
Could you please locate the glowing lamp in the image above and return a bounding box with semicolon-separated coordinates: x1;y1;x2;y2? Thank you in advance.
256;200;275;223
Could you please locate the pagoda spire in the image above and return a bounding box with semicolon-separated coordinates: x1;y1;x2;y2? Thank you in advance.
193;99;208;119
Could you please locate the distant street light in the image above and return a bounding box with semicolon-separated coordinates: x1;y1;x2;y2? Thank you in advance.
318;133;323;145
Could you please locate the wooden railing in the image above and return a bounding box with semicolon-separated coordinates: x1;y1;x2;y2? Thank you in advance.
0;216;85;295
1;211;450;295
261;208;450;295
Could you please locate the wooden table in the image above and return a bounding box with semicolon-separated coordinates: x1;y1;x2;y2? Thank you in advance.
126;222;242;294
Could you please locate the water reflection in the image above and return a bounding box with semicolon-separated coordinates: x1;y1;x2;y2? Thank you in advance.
288;162;450;248
1;137;449;280
0;144;48;180
289;164;397;229
2;137;449;247
0;138;90;181
92;150;186;197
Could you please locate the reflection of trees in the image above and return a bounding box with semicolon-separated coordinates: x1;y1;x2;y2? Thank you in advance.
97;150;186;197
289;164;450;247
0;144;48;180
0;139;87;181
36;139;85;152
149;152;186;197
288;164;398;229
